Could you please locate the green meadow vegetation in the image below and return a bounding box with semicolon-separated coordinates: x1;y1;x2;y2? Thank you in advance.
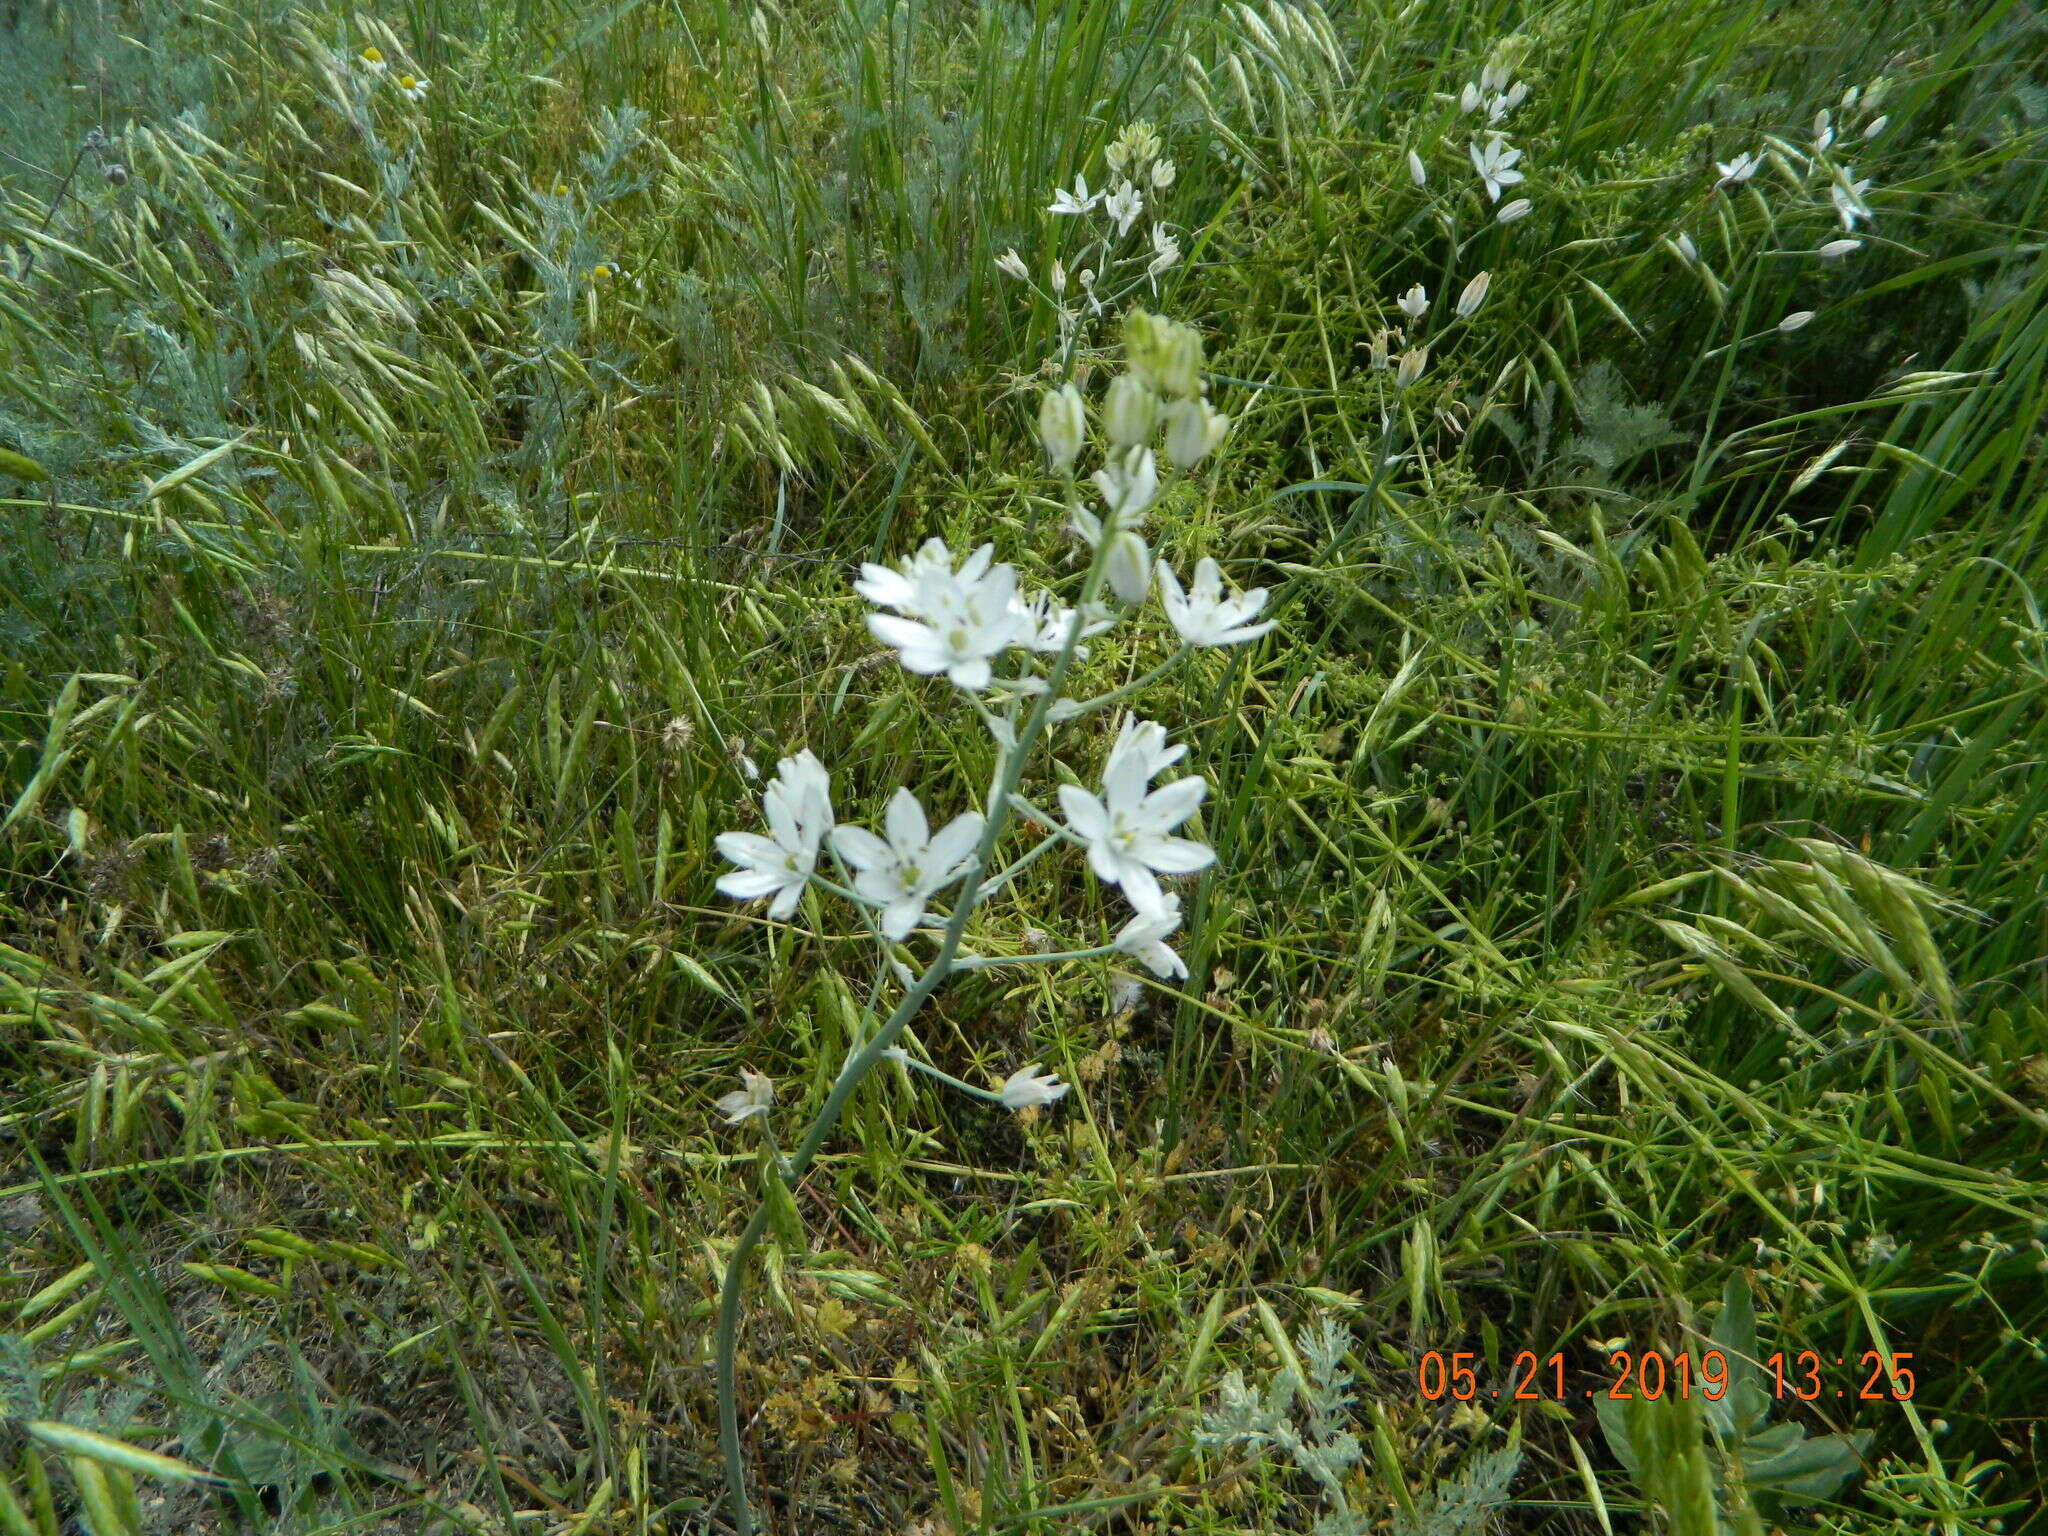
2;0;2046;1532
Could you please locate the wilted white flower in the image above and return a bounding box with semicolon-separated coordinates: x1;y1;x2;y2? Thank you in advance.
1091;445;1161;526
1456;269;1492;318
1114;892;1188;979
396;73;430;101
1162;397;1230;469
1496;197;1532;224
715;1069;775;1124
1147;224;1181;283
716;750;834;919
1863;115;1888;141
1103;374;1160;448
1104;180;1145;237
1398;283;1429;323
999;1064;1070;1110
1469;134;1524;202
863;541;1032;690
738;753;760;782
830;788;983;940
1408;149;1428;187
1049;259;1068;295
1818;238;1863;260
1368;330;1393;371
1778;310;1816;333
1831;169;1873;230
1716;151;1762;188
1037;383;1086;472
995;248;1029;281
1395;345;1429;387
1058;724;1214;910
1048;177;1101;216
1157;556;1274;647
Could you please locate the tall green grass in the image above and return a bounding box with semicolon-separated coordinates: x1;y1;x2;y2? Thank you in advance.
2;0;2044;1532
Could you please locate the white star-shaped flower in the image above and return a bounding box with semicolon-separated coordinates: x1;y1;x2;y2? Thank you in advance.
715;1069;775;1124
1156;556;1275;648
1147;224;1181;283
1104;180;1144;236
999;1064;1070;1110
830;788;983;941
1089;445;1160;528
715;750;834;919
1058;725;1214;909
1114;892;1188;980
1831;169;1873;230
1716;151;1762;188
862;540;1033;690
1469;134;1524;202
1047;176;1100;216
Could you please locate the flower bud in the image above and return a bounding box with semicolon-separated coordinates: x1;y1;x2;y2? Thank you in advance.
1037;383;1086;472
1496;198;1531;224
1460;82;1482;114
995;247;1029;280
1124;310;1204;399
1818;238;1862;260
1163;397;1230;469
1778;310;1815;333
1102;374;1160;448
1407;149;1427;187
1107;529;1151;605
1456;270;1492;318
1395;346;1429;387
1399;283;1428;323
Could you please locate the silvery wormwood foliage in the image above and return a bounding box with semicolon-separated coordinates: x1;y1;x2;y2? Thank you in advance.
1199;1313;1521;1536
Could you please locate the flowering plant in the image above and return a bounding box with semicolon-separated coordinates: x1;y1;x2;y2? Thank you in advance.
707;308;1267;1536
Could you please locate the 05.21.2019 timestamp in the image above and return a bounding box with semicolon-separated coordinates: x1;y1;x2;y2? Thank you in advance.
1415;1348;1917;1402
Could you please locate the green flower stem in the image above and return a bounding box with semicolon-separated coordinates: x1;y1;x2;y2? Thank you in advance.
950;942;1119;971
1059;643;1193;720
716;514;1113;1536
889;1053;1007;1104
978;830;1064;895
